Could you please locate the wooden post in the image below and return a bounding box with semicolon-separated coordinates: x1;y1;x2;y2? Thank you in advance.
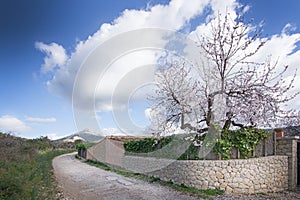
264;139;267;157
273;131;277;155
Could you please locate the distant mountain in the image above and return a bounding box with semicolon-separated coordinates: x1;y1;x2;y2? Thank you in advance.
57;129;105;143
284;126;300;137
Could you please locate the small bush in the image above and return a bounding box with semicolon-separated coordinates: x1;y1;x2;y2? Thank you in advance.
124;137;172;153
213;128;269;159
124;128;269;160
124;134;204;160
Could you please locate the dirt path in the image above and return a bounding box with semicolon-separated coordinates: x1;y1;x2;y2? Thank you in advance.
52;153;201;200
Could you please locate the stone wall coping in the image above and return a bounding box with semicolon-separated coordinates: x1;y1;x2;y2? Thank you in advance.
124;155;287;163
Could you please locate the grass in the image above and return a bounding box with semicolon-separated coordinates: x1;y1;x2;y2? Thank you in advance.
85;159;111;171
167;183;224;198
84;160;145;180
0;132;74;200
1;149;73;200
83;159;224;199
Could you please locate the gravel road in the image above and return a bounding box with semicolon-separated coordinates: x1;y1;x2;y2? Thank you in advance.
52;153;202;200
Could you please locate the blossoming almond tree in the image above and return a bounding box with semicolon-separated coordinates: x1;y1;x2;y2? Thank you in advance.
150;12;300;136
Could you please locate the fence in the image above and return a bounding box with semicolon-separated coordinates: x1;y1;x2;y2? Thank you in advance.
202;131;276;160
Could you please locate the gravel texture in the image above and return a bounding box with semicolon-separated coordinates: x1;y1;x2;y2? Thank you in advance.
52;153;201;200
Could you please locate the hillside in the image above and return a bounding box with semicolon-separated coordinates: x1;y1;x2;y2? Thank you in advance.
0;132;73;199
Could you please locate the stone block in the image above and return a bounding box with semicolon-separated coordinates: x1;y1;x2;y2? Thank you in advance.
226;186;233;193
216;172;224;179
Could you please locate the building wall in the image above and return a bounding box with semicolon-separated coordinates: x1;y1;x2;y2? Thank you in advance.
86;138;106;162
86;138;125;167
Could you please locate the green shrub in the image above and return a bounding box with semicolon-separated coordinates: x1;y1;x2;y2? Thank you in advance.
233;128;269;158
178;143;201;160
124;135;201;160
124;128;269;160
76;143;87;150
124;137;172;153
212;128;269;159
212;139;233;160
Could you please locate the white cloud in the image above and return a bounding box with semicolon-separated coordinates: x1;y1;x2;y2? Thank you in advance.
0;115;31;133
209;0;238;18
25;117;56;123
38;0;212;111
101;128;126;136
37;0;300;131
245;29;300;108
282;23;297;35
35;42;68;74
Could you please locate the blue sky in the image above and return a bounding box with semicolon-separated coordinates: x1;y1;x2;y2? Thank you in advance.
0;0;299;139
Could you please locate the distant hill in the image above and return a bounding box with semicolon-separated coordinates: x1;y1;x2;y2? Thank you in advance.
56;129;105;143
284;126;300;137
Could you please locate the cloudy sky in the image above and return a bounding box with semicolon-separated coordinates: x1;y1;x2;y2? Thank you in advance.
0;0;300;139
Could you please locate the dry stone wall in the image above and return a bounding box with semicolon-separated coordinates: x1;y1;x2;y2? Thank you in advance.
87;138;290;194
122;156;288;194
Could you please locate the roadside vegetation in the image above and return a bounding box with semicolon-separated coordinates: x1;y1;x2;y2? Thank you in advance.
0;132;74;199
124;128;269;160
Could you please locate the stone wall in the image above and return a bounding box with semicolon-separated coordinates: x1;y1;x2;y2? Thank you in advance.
276;136;299;189
122;156;288;194
87;137;289;194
